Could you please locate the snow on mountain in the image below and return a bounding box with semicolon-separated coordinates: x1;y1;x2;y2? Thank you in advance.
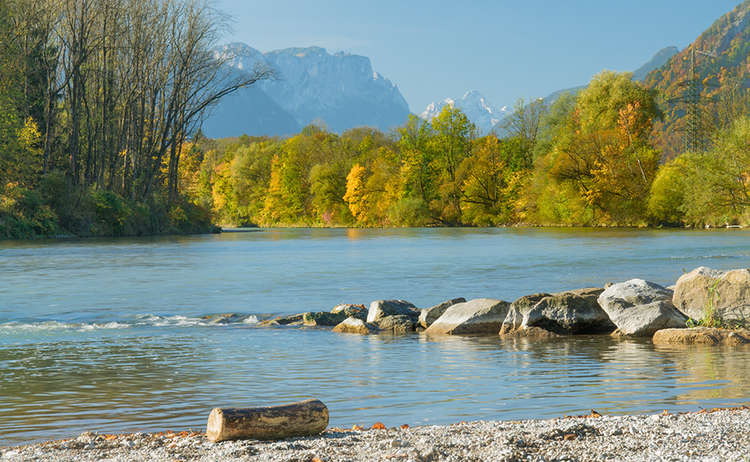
203;43;410;137
420;90;508;134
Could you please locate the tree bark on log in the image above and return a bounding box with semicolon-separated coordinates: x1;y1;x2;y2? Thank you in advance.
206;399;329;442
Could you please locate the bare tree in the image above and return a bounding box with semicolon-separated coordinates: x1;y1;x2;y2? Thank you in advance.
5;0;271;199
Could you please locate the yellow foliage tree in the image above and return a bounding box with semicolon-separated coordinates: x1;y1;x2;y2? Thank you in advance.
343;163;368;224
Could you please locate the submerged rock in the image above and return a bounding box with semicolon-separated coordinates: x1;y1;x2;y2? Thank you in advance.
274;314;304;325
332;317;379;335
202;313;247;325
598;279;688;337
499;326;561;339
366;300;419;325
424;298;510;335
418;298;466;328
673;267;750;325
257;313;304;327
500;289;612;336
653;327;750;345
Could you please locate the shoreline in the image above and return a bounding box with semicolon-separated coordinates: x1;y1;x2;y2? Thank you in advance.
2;224;748;243
3;407;749;461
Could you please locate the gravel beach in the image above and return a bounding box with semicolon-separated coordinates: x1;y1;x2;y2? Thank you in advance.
2;407;749;462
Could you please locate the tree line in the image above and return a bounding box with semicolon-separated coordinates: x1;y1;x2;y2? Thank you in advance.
187;70;750;229
0;0;267;238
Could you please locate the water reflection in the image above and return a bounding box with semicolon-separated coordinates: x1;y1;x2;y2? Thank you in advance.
2;328;750;446
653;343;750;402
0;334;213;445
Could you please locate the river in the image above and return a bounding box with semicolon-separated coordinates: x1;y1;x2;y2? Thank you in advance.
1;228;750;445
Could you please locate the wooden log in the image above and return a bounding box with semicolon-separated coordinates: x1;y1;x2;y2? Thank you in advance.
206;399;329;442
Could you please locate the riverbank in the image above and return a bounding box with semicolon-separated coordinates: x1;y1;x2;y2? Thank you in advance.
3;407;749;461
0;177;216;240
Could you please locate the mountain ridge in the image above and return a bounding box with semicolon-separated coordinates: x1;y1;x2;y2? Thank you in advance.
203;43;410;137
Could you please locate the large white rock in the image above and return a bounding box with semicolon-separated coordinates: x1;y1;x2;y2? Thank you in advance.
673;267;750;324
418;298;466;328
598;279;688;337
424;299;510;335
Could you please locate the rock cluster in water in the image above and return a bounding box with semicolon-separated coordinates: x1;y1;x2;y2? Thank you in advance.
256;266;750;345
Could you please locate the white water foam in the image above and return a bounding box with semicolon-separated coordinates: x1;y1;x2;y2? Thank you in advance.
0;313;261;333
0;321;130;332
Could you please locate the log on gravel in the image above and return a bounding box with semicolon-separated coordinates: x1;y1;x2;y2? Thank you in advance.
206;399;329;442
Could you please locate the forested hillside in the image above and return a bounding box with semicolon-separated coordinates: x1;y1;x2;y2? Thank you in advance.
644;0;750;157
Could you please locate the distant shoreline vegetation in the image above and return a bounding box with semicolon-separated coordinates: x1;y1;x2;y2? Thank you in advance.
183;71;750;232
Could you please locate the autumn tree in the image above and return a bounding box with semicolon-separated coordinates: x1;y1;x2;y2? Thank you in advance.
538;71;662;224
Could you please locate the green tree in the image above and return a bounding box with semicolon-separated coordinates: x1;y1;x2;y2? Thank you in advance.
427;106;475;224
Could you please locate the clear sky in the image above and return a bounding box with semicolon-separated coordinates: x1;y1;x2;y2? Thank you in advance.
212;0;743;113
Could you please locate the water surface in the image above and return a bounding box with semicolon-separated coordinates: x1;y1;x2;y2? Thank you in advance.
2;228;750;445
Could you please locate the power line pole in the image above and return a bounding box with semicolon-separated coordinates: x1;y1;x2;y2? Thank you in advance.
682;48;717;152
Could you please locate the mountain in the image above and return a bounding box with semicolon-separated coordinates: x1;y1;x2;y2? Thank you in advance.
203;43;410;137
632;46;679;81
202;85;301;138
420;90;508;133
644;1;750;156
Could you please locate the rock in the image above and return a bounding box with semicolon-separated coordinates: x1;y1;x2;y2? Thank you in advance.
418;298;466;328
673;267;750;325
424;298;510;335
500;289;612;336
499;293;550;334
202;313;246;325
302;311;347;327
332;317;379;335
331;304;367;320
653;327;750;346
377;315;415;334
598;279;688;337
257;313;304;327
366;300;419;325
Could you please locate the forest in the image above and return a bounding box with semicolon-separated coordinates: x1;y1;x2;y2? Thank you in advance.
3;1;750;238
186;70;750;229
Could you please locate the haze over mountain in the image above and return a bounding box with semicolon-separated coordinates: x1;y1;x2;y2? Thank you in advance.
420;91;508;134
202;43;410;138
539;46;680;107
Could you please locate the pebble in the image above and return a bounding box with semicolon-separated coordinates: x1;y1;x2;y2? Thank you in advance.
1;409;749;461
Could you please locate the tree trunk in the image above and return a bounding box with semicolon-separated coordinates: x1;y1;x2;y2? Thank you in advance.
206;399;329;442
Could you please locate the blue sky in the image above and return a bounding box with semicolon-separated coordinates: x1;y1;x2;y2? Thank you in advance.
212;0;743;112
